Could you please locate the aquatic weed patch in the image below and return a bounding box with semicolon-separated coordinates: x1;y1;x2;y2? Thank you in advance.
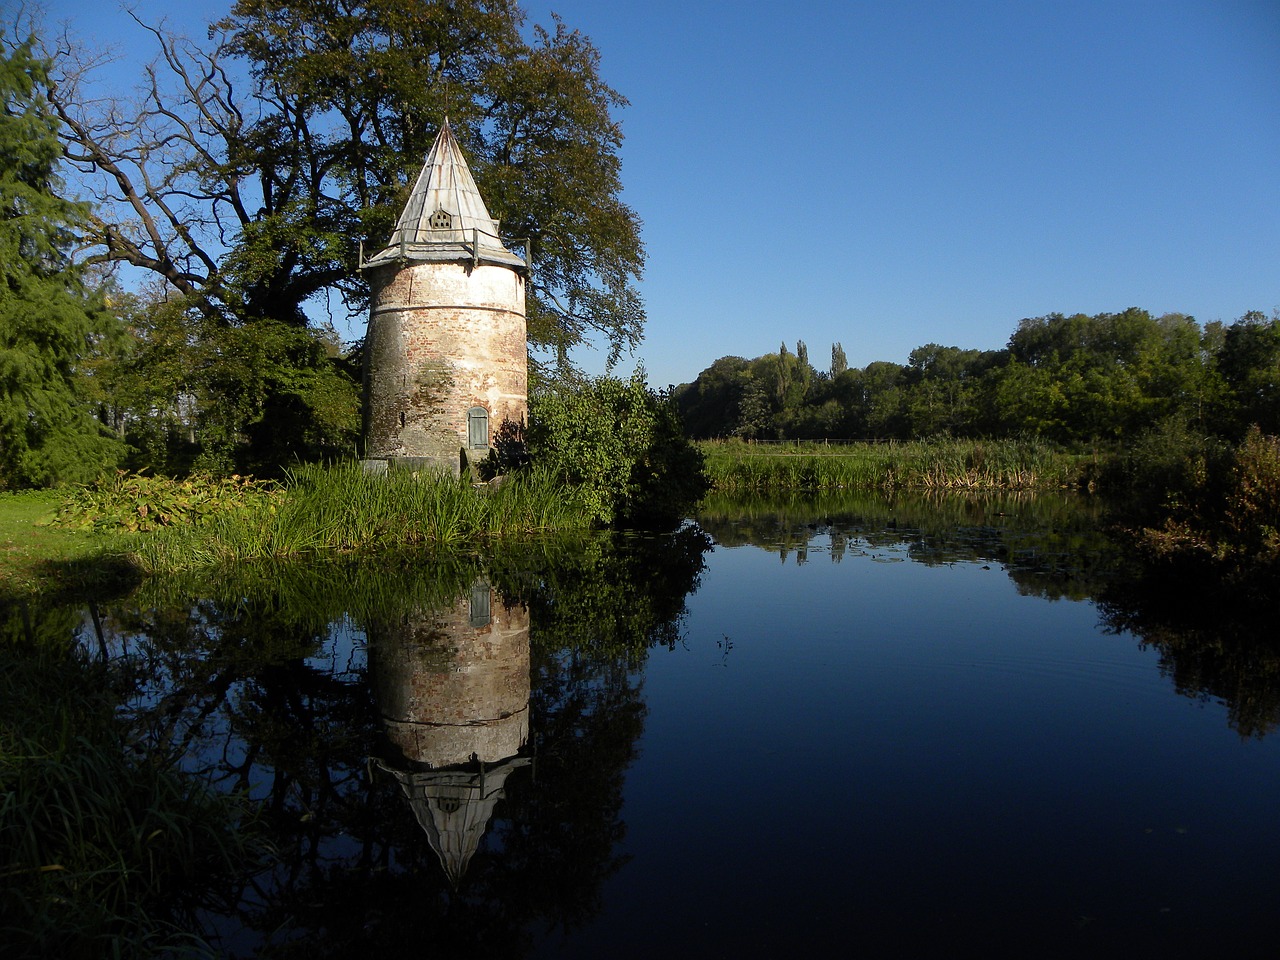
54;471;281;533
0;628;261;958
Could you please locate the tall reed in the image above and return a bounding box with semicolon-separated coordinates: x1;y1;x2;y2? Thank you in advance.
130;461;592;573
701;438;1086;493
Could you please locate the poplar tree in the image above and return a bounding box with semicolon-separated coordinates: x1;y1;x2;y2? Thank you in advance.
831;342;848;377
795;339;812;396
0;40;122;488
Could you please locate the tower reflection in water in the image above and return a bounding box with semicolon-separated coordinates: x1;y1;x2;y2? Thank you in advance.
368;581;531;885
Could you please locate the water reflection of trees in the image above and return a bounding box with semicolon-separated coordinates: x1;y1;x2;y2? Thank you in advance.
1100;584;1280;739
699;490;1280;739
697;490;1115;601
13;501;1280;953
1;598;267;958
83;527;710;955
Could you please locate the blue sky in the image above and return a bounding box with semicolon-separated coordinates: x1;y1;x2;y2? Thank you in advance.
34;0;1280;388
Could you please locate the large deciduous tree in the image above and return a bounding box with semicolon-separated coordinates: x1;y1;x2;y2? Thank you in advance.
41;0;643;363
0;39;123;488
995;309;1218;442
1217;311;1280;436
16;0;642;472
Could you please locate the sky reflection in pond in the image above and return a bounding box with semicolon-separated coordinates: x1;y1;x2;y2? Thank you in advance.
531;499;1280;959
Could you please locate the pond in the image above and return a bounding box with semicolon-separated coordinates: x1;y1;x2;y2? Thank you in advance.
11;492;1280;957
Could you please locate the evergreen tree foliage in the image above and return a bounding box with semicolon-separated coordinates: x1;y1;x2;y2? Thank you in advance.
0;40;122;488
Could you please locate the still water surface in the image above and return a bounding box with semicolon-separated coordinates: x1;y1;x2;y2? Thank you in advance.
71;495;1280;956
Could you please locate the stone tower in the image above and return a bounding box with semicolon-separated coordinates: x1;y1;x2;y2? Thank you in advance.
362;121;528;475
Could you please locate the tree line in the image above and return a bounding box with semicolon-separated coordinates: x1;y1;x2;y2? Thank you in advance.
675;307;1280;446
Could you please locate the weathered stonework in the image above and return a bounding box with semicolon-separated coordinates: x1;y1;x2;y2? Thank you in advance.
363;260;527;472
361;121;528;476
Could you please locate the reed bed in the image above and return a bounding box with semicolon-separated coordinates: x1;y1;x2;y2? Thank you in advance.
129;461;593;573
701;438;1086;493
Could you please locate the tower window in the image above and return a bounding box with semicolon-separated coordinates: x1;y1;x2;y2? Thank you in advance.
469;583;492;628
467;406;489;448
429;208;452;230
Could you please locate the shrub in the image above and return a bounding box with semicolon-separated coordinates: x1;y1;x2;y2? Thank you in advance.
1092;416;1233;527
1101;423;1280;598
527;374;709;526
1223;426;1280;559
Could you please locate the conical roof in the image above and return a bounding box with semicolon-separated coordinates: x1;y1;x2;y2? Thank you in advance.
364;119;525;269
372;756;532;887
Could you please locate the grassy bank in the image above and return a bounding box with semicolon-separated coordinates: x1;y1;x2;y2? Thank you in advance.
0;490;137;599
3;462;597;591
700;438;1088;492
5;441;1084;591
99;462;594;574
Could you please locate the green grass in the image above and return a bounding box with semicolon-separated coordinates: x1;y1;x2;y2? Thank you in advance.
5;440;1086;589
4;462;597;591
700;438;1089;492
0;491;137;599
128;461;595;574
